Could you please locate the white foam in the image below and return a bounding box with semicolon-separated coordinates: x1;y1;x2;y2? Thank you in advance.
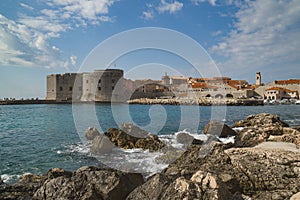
218;136;235;144
233;127;244;132
1;174;21;183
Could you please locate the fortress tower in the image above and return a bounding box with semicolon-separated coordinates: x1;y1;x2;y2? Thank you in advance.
256;72;262;86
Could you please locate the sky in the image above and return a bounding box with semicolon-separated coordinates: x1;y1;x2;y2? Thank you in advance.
0;0;299;99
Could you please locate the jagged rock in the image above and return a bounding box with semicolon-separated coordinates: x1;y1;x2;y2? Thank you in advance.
85;127;101;140
225;147;300;199
128;139;300;200
121;123;149;138
232;113;289;128
291;126;300;132
0;173;45;200
104;127;165;151
234;113;298;148
34;166;144;200
176;132;194;144
91;134;115;154
204;121;237;138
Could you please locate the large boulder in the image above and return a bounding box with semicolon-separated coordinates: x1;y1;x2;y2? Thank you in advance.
91;134;115;154
0;173;45;200
127;140;300;200
204;121;237;138
34;166;144;200
104;126;165;151
233;113;299;148
232;113;289;128
121;123;149;138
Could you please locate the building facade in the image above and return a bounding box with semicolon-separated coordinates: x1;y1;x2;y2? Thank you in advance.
46;69;124;102
255;79;300;99
46;73;82;102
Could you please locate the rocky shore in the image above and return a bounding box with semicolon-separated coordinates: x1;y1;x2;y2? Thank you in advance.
127;98;264;106
1;113;299;200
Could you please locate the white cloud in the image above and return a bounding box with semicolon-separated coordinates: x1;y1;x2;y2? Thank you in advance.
0;14;71;68
19;3;34;10
142;11;154;20
210;0;300;77
51;0;115;23
157;0;183;14
70;55;77;66
192;0;216;6
212;30;222;36
0;0;117;68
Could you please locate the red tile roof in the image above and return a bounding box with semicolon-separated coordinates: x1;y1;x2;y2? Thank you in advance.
275;79;300;85
266;87;297;93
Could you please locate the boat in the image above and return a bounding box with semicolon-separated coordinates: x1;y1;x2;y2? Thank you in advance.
295;100;300;105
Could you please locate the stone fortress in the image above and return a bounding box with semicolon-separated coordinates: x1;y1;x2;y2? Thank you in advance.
46;69;300;102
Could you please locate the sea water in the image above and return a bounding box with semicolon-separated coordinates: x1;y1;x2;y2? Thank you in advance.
0;104;299;183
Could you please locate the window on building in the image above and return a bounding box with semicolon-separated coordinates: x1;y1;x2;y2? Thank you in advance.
98;87;101;91
98;79;101;84
69;86;72;91
59;87;63;91
112;86;114;90
79;86;82;91
86;80;89;84
112;79;115;83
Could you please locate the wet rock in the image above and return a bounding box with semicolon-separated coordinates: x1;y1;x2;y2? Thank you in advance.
91;134;115;154
85;127;101;140
204;121;237;138
121;123;149;138
34;166;144;200
176;132;194;144
0;173;45;200
104;127;165;151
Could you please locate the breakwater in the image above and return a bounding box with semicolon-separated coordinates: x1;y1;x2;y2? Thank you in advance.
0;99;69;105
127;98;264;106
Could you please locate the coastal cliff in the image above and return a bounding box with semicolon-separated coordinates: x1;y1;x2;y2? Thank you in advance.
1;113;299;200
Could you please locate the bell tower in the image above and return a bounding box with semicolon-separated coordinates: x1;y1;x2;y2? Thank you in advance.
256;72;261;86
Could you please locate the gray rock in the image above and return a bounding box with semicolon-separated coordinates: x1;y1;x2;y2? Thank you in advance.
104;127;165;152
85;127;101;140
204;121;237;138
232;113;289;128
121;123;149;138
128;140;300;200
234;113;299;148
91;134;115;154
34;166;144;200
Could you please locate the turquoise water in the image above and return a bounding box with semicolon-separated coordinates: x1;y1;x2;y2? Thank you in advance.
0;104;299;182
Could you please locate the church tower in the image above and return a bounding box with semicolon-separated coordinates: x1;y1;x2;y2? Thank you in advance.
256;72;261;86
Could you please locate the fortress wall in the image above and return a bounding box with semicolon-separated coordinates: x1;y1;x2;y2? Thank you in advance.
81;69;124;102
46;75;57;100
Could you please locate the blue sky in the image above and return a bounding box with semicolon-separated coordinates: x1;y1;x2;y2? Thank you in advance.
0;0;299;98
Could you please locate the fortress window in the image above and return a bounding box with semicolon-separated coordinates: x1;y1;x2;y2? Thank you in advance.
69;86;72;91
59;87;63;91
112;79;115;83
98;79;101;84
86;80;89;84
112;86;114;90
98;87;101;91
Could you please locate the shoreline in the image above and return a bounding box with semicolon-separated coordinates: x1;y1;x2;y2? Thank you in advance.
0;98;264;106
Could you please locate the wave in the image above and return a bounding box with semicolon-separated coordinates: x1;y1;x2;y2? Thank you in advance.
57;129;235;177
1;174;21;184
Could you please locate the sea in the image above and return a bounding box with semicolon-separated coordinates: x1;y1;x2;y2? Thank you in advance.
0;104;299;183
